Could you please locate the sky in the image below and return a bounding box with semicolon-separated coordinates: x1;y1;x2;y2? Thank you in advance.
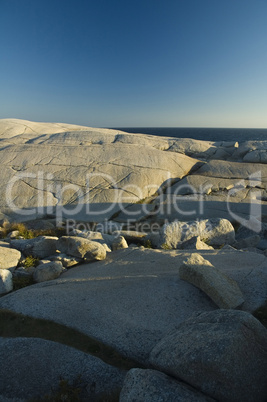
1;0;267;128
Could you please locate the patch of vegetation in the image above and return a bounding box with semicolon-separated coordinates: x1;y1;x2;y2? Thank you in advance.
23;255;39;268
0;220;67;240
143;239;152;248
253;301;267;328
0;309;142;371
161;243;172;250
12;275;35;291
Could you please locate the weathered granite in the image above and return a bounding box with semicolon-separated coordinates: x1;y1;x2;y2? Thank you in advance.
150;310;267;402
0;337;125;401
119;368;214;401
179;253;244;309
0;246;21;271
0;249;266;364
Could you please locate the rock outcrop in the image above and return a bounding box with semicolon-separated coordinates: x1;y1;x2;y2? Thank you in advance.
179;253;244;309
150;310;267;402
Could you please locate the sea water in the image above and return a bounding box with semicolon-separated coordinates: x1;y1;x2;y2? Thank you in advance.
113;127;267;142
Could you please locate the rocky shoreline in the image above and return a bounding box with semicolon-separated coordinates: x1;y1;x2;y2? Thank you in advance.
0;119;266;401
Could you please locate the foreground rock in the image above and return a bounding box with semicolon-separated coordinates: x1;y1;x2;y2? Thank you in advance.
120;369;214;402
0;246;21;271
0;337;125;401
180;253;244;309
33;261;64;283
0;270;13;295
10;236;58;259
150;310;267;402
0;249;266;364
57;236;106;261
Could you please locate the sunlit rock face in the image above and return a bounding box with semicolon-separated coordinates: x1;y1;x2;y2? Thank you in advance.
0;119;200;222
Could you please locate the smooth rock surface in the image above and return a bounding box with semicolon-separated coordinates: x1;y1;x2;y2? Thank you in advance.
153;218;235;249
0;337;125;401
112;235;128;251
119;368;214;402
149;310;267;402
179;253;244;309
0;249;266;363
33;261;64;283
0;246;21;271
32;236;58;258
0;269;13;294
0;119;199;222
180;236;214;250
57;236;107;261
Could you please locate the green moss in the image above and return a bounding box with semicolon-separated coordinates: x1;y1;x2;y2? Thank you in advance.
24;255;39;268
161;243;172;250
143;239;152;248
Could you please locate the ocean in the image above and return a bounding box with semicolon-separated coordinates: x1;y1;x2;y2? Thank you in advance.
113;127;267;142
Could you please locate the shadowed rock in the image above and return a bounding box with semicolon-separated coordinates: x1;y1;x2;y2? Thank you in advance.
150;309;267;402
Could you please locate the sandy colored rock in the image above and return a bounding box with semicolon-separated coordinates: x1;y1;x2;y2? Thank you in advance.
180;236;214;250
0;246;21;271
112;236;128;251
33;261;63;283
57;236;106;261
179;253;244;309
0;269;13;294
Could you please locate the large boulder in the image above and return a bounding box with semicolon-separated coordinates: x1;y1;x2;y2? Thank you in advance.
153;218;235;249
119;368;214;402
0;247;21;271
0;269;13;295
0;119;200;223
179;253;244;309
32;236;58;258
57;236;106;261
69;229;114;251
150;310;267;402
33;261;64;283
0;337;125;401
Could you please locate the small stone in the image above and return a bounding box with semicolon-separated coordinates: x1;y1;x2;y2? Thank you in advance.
33;261;63;283
0;269;13;294
112;236;128;251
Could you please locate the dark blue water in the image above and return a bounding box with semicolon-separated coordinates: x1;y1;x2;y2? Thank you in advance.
113;127;267;142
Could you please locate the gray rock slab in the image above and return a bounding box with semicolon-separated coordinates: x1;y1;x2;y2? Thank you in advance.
119;368;214;402
32;236;58;258
152;194;267;227
0;337;125;401
149;310;267;402
0;249;266;364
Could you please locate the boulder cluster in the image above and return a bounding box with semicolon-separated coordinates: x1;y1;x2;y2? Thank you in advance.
0;119;266;401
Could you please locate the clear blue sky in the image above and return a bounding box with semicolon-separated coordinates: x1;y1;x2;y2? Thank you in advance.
1;0;267;128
